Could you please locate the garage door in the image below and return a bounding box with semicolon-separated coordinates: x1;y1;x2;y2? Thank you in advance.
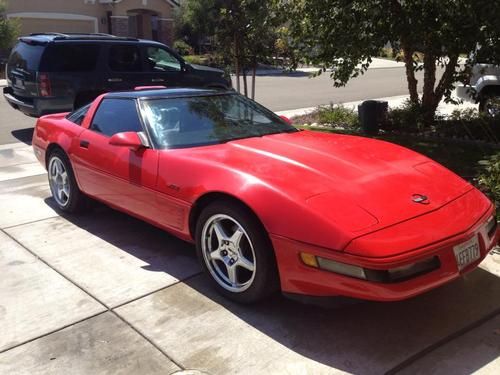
19;18;95;36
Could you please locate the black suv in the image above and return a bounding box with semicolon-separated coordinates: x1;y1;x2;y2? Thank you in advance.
3;33;231;117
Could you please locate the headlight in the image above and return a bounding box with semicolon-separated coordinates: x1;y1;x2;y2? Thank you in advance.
300;252;440;283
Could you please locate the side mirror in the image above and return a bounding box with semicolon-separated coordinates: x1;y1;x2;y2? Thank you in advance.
109;132;143;151
279;115;292;125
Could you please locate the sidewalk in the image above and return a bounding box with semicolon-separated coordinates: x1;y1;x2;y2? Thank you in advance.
276;92;478;119
0;79;6;87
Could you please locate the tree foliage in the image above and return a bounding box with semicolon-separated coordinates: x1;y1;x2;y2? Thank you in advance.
0;0;19;50
286;0;500;123
178;0;283;98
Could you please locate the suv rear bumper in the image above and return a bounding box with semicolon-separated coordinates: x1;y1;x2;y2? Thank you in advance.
3;87;73;117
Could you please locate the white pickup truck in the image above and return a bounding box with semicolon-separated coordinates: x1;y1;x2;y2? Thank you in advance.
456;63;500;116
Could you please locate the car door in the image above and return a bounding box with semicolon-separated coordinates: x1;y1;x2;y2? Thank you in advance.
142;45;185;87
71;97;159;221
105;44;149;91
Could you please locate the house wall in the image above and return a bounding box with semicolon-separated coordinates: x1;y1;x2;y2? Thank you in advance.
5;0;176;44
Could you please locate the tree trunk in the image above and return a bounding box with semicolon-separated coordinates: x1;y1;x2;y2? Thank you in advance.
422;49;437;125
402;46;419;104
234;35;241;93
251;60;256;100
243;68;248;97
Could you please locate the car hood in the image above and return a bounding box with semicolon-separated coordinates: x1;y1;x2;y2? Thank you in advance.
189;63;225;75
187;130;472;234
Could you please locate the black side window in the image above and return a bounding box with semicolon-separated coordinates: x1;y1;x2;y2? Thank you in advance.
40;44;100;72
145;47;181;72
109;45;142;72
91;99;142;136
66;104;91;126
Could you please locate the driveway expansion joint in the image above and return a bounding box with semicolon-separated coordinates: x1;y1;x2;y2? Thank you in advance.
385;307;500;374
0;227;189;370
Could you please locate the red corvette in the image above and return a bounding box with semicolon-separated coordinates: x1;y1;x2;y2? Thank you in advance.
32;87;498;303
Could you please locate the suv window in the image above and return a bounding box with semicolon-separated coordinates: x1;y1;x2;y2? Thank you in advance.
8;42;44;72
66;104;91;125
91;99;142;136
145;47;181;72
40;44;100;72
109;45;142;72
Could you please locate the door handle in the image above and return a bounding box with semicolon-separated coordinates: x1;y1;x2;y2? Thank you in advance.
151;78;165;82
80;140;90;149
107;78;123;82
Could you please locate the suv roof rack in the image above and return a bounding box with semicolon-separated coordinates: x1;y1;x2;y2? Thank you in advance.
27;32;139;41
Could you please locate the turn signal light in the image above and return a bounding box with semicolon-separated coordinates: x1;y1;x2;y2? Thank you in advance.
300;252;440;283
300;252;318;268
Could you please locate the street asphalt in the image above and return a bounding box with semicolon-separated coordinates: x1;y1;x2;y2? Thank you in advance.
0;69;499;374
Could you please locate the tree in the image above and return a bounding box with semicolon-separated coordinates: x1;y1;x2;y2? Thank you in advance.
179;0;282;99
286;0;500;124
0;0;19;50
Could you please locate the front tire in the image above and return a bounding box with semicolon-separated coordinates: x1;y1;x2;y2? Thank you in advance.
47;149;87;213
195;201;279;303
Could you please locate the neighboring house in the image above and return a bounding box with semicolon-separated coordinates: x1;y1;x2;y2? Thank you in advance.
5;0;179;45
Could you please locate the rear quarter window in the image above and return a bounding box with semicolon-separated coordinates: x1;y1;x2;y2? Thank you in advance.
40;44;100;72
8;42;45;72
90;98;143;136
66;104;91;126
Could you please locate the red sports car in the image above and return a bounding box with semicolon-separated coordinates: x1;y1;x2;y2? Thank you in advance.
32;87;498;303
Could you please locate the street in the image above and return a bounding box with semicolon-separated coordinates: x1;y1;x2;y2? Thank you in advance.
252;67;426;112
1;70;499;375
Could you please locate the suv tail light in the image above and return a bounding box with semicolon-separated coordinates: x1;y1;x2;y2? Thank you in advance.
38;73;52;97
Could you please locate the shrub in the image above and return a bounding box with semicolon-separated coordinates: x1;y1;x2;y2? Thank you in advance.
478;154;500;211
173;39;193;56
291;104;359;129
435;108;500;143
316;104;359;128
386;99;427;131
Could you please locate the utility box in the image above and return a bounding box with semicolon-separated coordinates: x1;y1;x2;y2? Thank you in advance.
358;100;388;135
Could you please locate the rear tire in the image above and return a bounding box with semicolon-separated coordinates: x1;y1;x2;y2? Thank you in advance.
195;200;280;303
47;149;88;213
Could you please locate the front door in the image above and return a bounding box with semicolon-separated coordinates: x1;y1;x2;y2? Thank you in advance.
142;45;185;87
71;97;159;220
105;44;149;91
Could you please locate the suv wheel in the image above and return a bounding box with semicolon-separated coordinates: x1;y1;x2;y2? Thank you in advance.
479;94;500;117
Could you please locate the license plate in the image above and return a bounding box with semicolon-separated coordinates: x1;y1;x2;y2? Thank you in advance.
453;236;480;271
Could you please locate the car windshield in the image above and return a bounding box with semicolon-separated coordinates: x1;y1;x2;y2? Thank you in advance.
141;93;297;149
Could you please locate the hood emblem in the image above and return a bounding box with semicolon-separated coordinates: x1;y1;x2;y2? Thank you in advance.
412;194;430;205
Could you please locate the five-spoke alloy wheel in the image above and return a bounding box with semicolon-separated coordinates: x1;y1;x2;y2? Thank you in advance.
47;149;87;213
48;155;71;208
201;214;257;293
196;201;279;303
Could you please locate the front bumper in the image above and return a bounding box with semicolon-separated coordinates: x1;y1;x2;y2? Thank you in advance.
271;207;497;301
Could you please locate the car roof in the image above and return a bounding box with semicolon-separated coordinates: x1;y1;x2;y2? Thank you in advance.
104;88;234;100
19;33;165;46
